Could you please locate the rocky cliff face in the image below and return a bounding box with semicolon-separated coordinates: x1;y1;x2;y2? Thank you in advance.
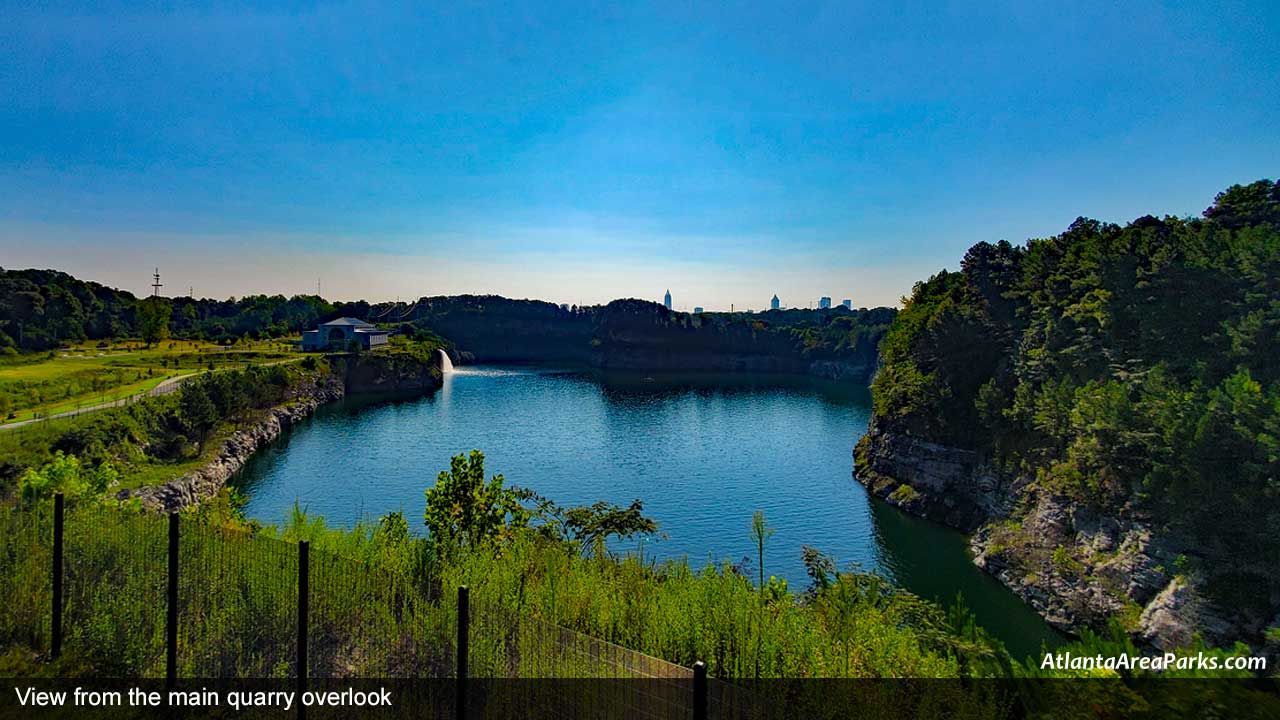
806;358;877;383
119;376;345;512
855;419;1013;531
332;352;445;395
854;417;1255;650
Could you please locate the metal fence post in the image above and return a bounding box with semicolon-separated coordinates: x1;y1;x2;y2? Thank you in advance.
457;585;469;720
51;492;64;659
298;541;310;718
693;661;707;720
166;512;179;689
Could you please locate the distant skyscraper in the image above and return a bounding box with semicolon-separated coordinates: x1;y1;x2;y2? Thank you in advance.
663;289;672;310
841;299;852;309
819;296;832;309
693;306;703;314
770;294;780;310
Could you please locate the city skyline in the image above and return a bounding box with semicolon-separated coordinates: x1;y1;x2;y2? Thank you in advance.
2;3;1277;308
658;289;862;313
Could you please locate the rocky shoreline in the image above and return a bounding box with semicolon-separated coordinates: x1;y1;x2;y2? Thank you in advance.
118;377;346;512
119;351;446;513
854;417;1260;651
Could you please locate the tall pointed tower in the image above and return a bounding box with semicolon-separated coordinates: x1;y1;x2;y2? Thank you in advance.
663;289;672;310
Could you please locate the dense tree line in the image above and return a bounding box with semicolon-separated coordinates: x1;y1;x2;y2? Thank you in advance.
585;299;894;372
871;179;1280;568
0;268;352;349
391;295;896;373
0;269;135;350
0;268;895;378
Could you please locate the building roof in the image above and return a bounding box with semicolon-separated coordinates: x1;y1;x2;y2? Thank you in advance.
353;327;389;334
320;317;375;327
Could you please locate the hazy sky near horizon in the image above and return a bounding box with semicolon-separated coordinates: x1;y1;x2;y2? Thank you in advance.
2;1;1278;309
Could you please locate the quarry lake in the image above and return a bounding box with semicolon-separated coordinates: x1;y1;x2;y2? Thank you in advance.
235;365;1062;658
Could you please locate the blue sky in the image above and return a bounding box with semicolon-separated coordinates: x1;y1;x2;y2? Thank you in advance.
2;1;1277;309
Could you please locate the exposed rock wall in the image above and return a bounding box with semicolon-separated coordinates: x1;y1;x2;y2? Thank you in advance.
855;418;1012;531
332;351;445;394
968;492;1181;638
854;417;1252;650
806;358;876;383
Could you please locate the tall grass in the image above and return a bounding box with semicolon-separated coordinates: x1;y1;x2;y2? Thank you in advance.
0;497;970;681
0;501;51;652
439;534;960;678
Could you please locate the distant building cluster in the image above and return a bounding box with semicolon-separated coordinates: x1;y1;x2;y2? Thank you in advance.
658;289;855;314
764;292;855;312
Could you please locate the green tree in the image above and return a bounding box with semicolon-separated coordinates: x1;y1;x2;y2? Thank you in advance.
137;296;172;347
423;451;528;548
18;451;119;502
178;382;217;446
532;498;659;554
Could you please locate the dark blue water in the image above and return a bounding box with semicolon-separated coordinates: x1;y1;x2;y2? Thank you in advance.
236;365;1062;659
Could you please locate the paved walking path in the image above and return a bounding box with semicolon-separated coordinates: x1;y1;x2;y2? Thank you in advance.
0;373;199;431
0;356;305;432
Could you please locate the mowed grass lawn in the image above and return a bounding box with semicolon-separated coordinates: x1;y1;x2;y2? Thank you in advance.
0;338;300;425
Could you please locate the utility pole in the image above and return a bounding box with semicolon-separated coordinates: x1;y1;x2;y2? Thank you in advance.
151;268;163;297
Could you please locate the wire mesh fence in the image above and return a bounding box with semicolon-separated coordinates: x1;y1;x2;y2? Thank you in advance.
178;520;299;678
63;501;168;675
0;500;52;651
464;596;699;719
0;496;779;718
0;376;188;434
469;597;692;679
5;497;705;689
307;541;453;678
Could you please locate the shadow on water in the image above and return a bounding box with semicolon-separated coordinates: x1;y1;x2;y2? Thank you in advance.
866;495;1068;661
588;367;872;407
